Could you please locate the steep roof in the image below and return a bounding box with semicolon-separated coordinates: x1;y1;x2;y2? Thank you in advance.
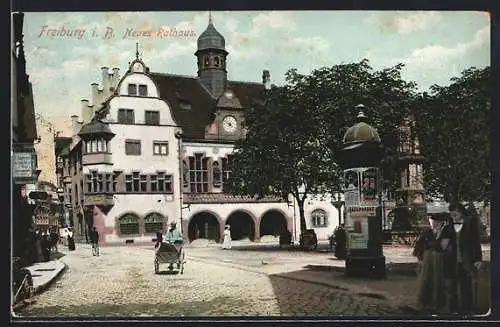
78;119;114;137
149;73;265;140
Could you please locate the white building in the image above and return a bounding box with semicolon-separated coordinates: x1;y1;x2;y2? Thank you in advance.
56;18;343;245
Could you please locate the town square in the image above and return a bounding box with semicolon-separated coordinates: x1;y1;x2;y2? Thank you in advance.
11;10;491;319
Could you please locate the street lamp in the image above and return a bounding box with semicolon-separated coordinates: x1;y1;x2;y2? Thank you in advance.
331;192;345;226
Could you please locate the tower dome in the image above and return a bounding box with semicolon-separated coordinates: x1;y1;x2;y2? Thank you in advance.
197;14;226;51
343;105;381;144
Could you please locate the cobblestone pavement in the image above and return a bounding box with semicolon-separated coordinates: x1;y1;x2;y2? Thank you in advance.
15;243;414;318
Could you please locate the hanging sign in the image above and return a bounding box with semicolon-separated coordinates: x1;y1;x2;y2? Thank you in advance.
12;146;37;184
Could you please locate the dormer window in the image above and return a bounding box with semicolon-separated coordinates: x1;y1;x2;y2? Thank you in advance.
127;84;148;96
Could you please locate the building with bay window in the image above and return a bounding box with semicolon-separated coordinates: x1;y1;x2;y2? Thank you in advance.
54;15;424;246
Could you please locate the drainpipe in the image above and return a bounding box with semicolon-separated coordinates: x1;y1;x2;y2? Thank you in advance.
175;130;184;239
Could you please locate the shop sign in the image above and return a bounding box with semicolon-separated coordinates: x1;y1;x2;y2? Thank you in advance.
12;145;37;184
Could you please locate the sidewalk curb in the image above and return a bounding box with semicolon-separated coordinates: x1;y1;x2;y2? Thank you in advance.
32;262;67;295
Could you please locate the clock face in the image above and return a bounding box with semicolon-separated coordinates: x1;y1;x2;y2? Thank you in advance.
132;62;144;73
222;116;237;134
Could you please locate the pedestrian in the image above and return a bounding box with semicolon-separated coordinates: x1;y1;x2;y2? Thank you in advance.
445;203;483;314
35;230;42;262
67;228;76;251
164;222;183;270
222;225;232;250
333;223;347;259
90;226;100;256
154;231;163;250
41;233;51;262
412;212;454;314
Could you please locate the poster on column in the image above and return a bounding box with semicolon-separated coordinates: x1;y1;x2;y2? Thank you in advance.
343;168;361;207
360;168;378;206
347;215;369;250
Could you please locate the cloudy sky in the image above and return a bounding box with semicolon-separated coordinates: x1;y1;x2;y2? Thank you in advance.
22;11;490;119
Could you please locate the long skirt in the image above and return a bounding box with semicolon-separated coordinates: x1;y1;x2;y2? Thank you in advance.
418;250;447;313
222;235;232;249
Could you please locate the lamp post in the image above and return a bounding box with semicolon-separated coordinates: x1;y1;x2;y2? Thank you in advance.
174;130;185;239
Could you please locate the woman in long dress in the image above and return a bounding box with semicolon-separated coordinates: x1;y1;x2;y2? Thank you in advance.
413;212;454;314
222;225;232;250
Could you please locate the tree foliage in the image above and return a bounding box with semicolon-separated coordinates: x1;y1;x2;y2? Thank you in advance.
413;66;491;205
227;59;419;233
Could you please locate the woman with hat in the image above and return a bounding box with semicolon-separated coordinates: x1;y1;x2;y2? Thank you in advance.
222;225;232;250
412;211;455;314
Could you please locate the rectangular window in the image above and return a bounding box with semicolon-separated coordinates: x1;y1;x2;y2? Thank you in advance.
145;111;160;125
125;140;141;155
85;174;92;193
153;141;168;155
222;155;233;192
138;84;147;96
140;175;147;192
189;154;209;193
132;172;140;192
125;175;133;192
118;109;135;124
127;84;137;96
157;172;173;193
112;172;119;193
150;175;157;192
105;173;112;193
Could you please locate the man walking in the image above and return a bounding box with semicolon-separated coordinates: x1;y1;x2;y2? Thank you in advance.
90;227;100;256
445;203;483;314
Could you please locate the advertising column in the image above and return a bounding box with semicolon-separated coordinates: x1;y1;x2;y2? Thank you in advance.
339;108;385;279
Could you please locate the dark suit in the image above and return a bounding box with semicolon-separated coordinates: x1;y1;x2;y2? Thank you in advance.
444;218;482;312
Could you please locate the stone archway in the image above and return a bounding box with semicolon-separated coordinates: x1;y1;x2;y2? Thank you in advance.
226;211;256;241
260;210;288;237
188;212;221;242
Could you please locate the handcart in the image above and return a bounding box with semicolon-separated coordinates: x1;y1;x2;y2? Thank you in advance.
154;241;185;274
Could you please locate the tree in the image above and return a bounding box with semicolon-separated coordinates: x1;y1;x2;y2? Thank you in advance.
413;67;491;206
227;59;419;235
227;85;342;233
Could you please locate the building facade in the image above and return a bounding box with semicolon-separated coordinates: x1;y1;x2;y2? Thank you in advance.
12;12;39;264
54;18;344;245
55;17;424;246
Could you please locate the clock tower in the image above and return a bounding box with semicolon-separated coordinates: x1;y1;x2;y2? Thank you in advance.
195;13;228;99
205;89;244;141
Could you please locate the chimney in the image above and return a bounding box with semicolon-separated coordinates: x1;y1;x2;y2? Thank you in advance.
81;99;93;123
91;83;99;107
262;70;271;90
70;115;79;136
101;67;109;95
111;68;120;91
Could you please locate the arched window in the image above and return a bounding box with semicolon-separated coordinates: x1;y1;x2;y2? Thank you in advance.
144;213;165;234
118;213;140;235
311;209;328;228
214;56;220;67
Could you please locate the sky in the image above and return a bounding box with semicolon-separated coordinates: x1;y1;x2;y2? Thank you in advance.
22;11;490;120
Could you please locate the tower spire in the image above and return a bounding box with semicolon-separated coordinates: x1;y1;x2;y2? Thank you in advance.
135;42;139;60
209;11;213;25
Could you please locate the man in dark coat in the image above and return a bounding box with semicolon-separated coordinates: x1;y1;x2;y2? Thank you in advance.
333;224;347;259
90;227;100;256
444;203;483;314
